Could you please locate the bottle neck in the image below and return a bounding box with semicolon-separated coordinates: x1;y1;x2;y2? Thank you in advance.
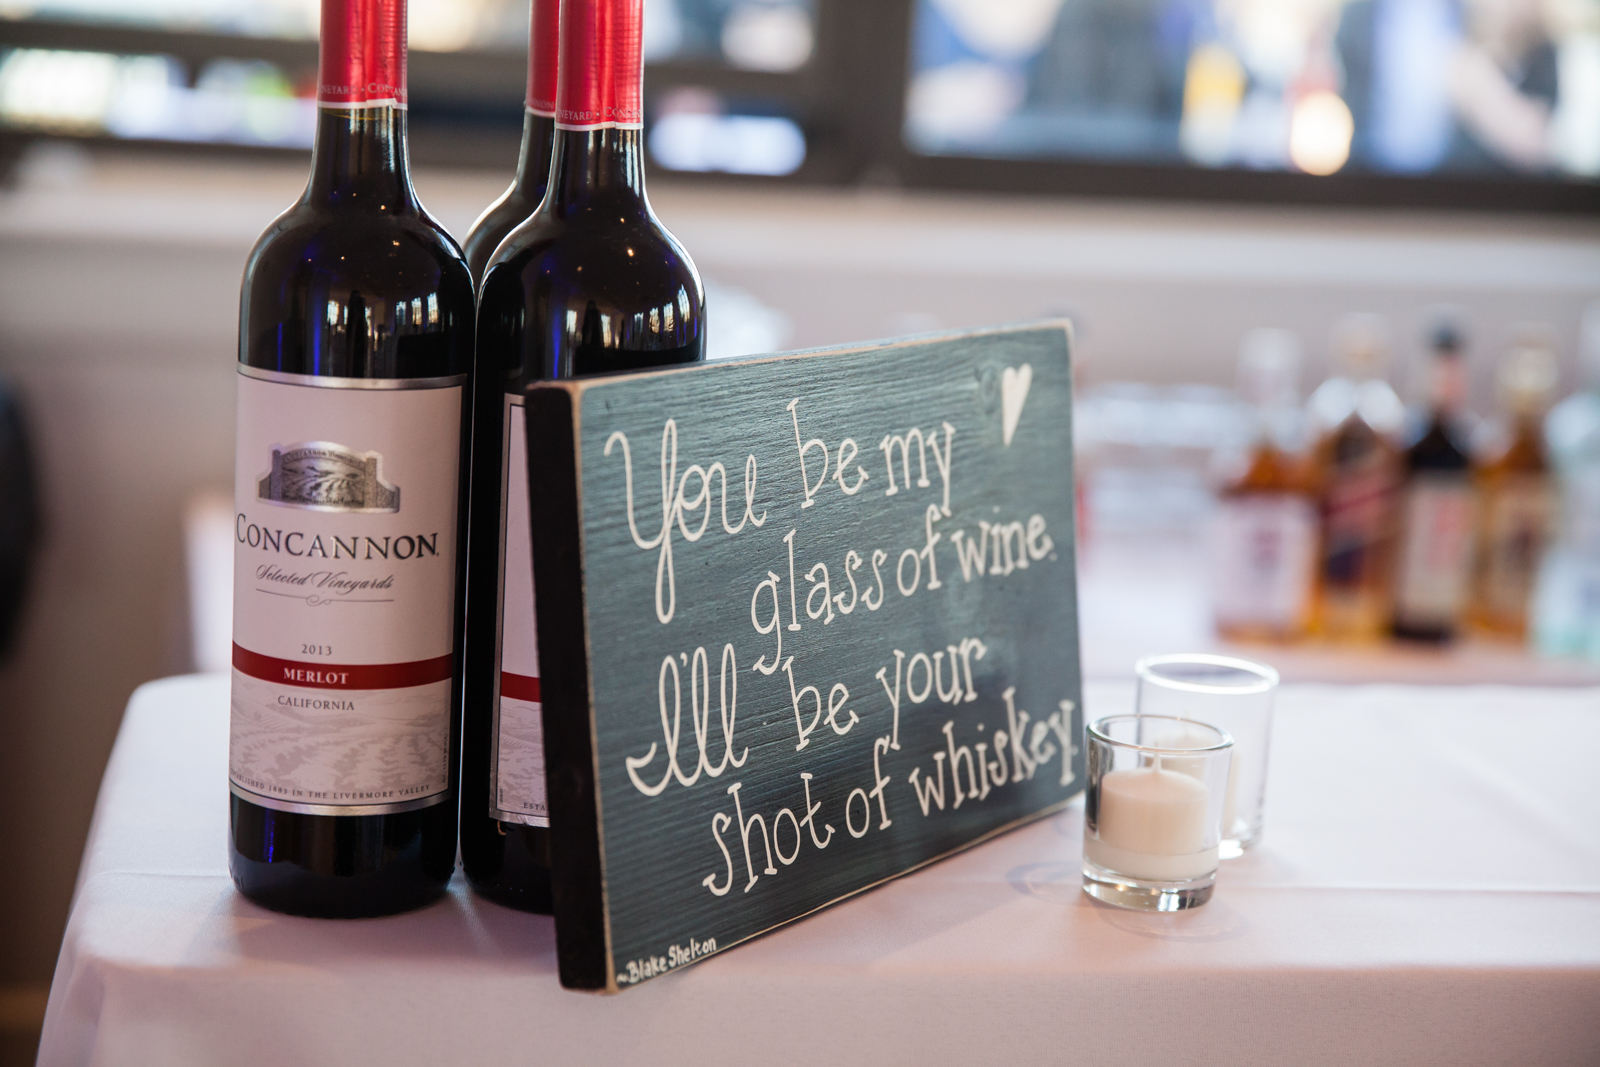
515;0;559;201
544;0;645;217
305;107;417;212
308;0;412;210
543;127;650;218
1429;352;1466;418
513;110;559;201
1254;400;1304;455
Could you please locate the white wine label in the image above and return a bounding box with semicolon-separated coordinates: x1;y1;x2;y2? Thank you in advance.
1395;473;1476;626
1208;493;1316;630
491;397;549;826
230;366;463;816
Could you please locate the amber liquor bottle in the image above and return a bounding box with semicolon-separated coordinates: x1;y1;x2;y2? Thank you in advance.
1210;330;1318;641
1308;317;1405;641
1470;339;1558;639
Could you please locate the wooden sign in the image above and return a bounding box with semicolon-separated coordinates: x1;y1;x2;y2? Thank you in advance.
526;322;1084;991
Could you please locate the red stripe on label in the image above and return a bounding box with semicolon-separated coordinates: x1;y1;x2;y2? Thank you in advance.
501;672;541;702
233;644;452;690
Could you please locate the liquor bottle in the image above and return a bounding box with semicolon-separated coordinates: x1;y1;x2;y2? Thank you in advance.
1308;314;1405;641
1469;338;1557;639
1209;329;1318;641
464;0;706;912
1391;325;1476;642
1535;306;1600;657
462;0;559;283
229;0;474;918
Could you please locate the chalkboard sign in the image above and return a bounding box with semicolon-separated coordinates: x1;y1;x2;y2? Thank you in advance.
525;322;1083;992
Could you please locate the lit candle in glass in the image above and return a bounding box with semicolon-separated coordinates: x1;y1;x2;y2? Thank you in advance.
1082;715;1232;911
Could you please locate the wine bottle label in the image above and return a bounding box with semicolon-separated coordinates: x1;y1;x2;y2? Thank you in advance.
1319;458;1397;589
318;0;407;110
554;0;643;130
490;396;550;826
229;366;463;816
1478;474;1552;616
526;0;560;117
1208;494;1316;630
1394;474;1476;626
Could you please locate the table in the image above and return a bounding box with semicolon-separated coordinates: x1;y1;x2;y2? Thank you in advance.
39;675;1600;1066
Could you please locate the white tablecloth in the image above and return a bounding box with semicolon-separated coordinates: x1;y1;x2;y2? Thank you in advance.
39;675;1600;1066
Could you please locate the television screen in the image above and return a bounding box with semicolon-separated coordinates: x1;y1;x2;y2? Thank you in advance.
905;0;1600;180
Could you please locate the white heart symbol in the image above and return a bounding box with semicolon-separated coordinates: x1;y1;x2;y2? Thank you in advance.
1001;363;1032;446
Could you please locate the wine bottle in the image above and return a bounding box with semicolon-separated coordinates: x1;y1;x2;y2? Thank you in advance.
229;0;475;918
1209;330;1318;642
1308;315;1405;641
1392;325;1477;642
464;0;705;912
462;0;559;284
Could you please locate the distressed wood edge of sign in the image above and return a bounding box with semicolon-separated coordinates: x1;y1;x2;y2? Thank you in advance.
540;318;1076;400
524;386;614;992
525;319;1079;993
771;318;1075;373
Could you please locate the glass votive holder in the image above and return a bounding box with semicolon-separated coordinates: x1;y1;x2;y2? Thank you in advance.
1135;653;1278;857
1082;714;1233;912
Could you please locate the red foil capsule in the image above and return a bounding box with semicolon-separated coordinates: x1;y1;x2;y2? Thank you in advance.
317;0;408;109
555;0;643;130
527;0;561;117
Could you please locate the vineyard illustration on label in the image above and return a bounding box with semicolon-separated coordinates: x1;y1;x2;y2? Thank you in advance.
258;441;401;513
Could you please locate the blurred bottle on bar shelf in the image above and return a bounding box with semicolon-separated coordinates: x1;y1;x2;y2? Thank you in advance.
462;0;559;283
1208;329;1318;641
1391;324;1477;642
1469;335;1557;640
1533;305;1600;659
1307;314;1405;641
229;0;474;917
465;0;706;912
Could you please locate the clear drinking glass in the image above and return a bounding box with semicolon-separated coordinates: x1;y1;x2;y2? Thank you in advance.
1136;653;1278;857
1082;715;1233;912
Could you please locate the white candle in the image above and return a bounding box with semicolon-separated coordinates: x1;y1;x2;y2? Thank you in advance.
1152;721;1241;839
1085;760;1217;881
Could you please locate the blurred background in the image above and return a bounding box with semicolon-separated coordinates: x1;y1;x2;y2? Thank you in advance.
3;0;1599;191
0;0;1598;1061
